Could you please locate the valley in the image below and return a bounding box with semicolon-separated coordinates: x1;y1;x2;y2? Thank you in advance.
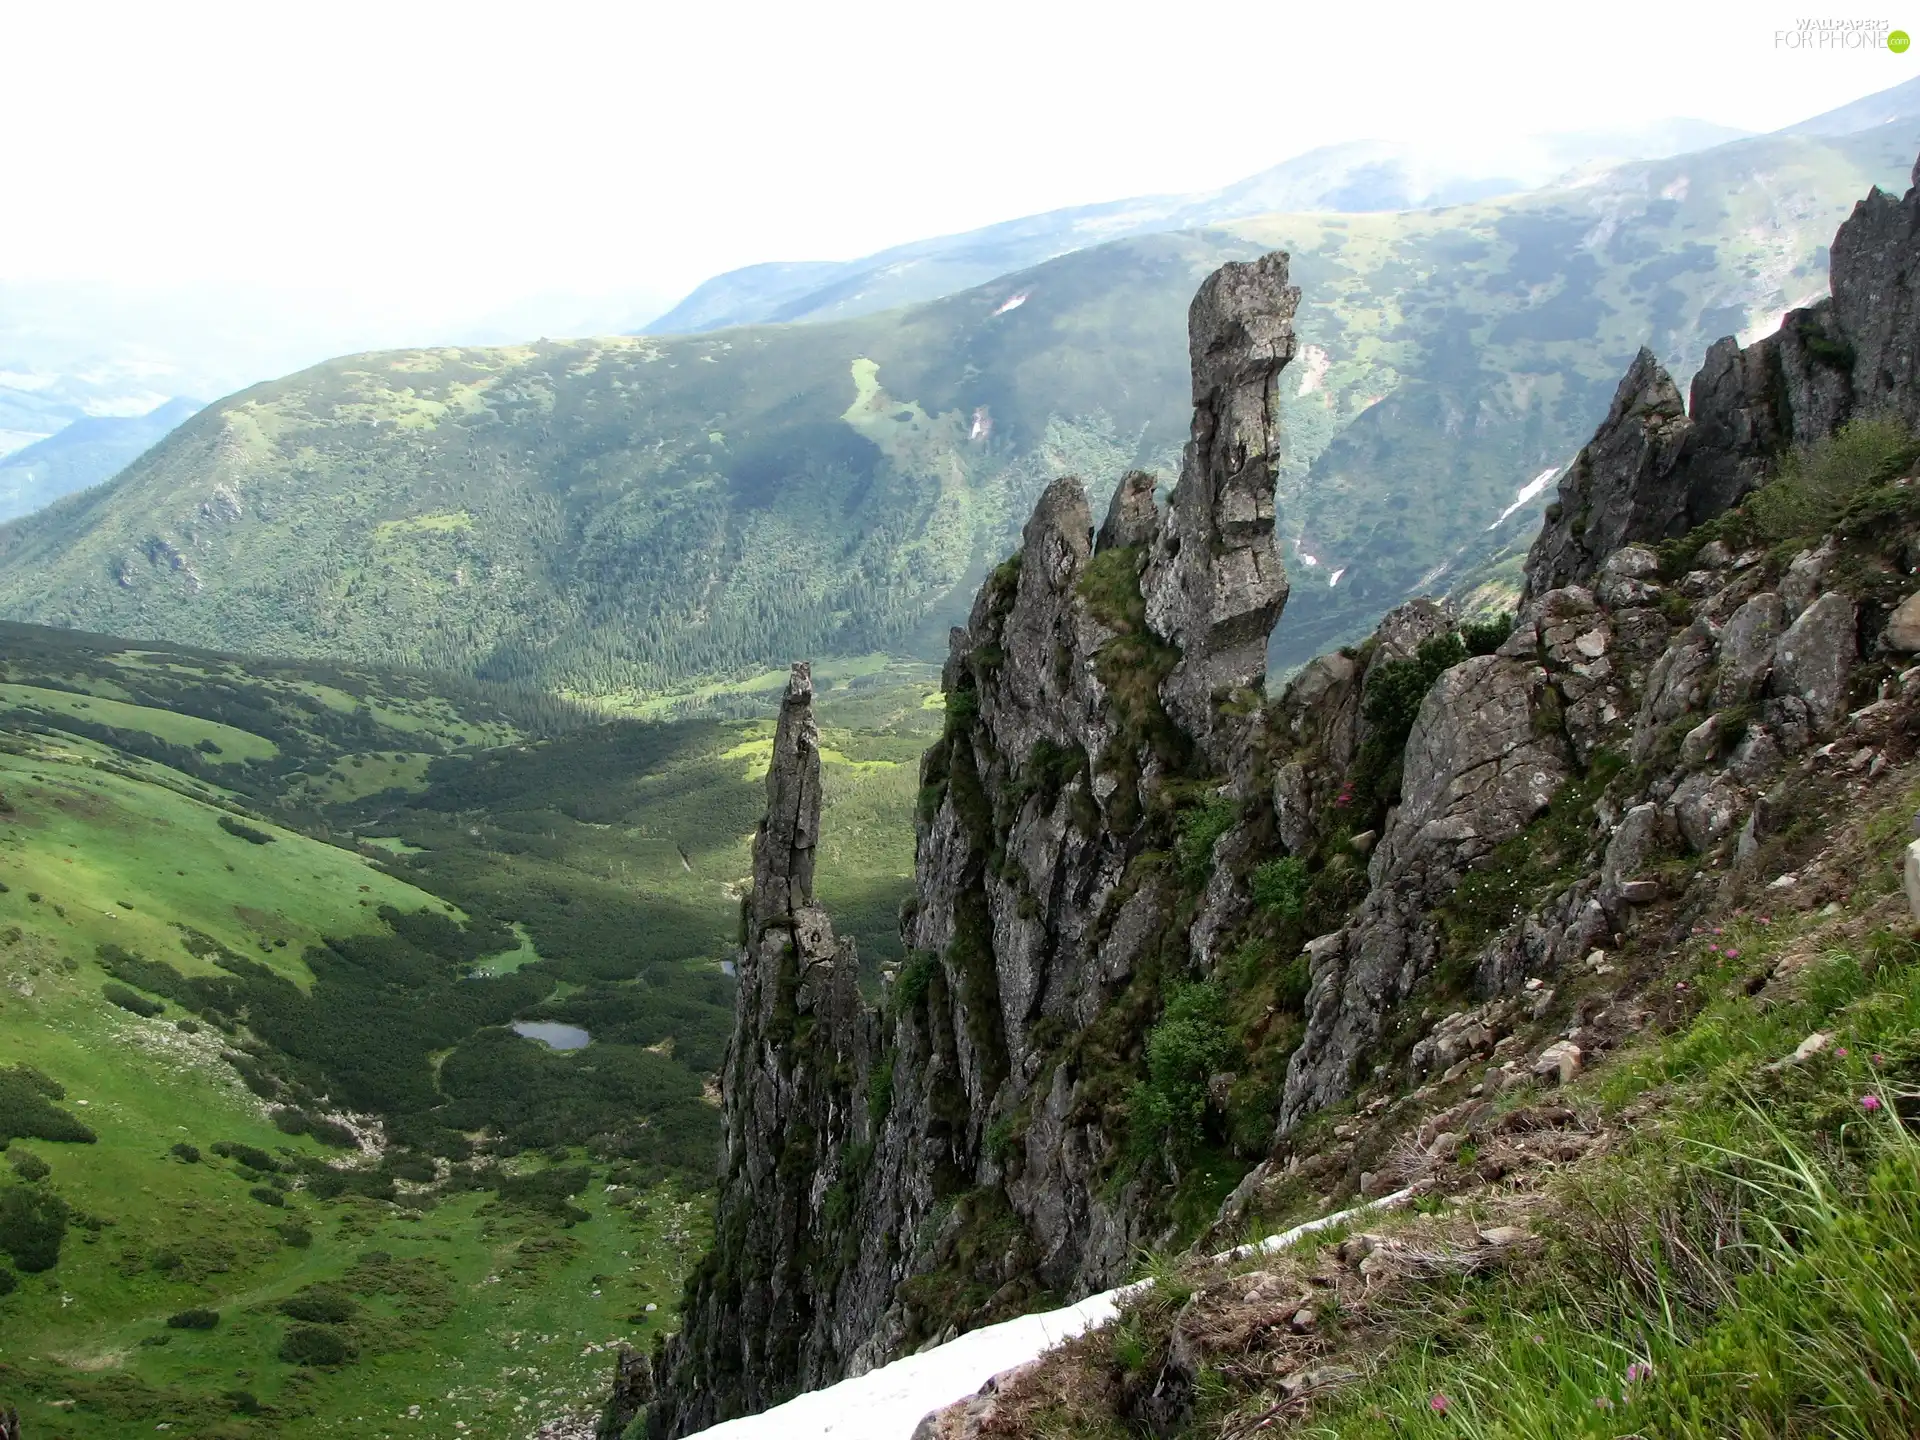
0;625;936;1436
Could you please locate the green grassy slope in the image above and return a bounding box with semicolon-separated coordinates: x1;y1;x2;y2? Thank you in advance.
1;131;1910;694
0;625;936;1435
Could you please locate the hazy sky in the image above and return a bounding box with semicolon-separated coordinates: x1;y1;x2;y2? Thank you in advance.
6;0;1915;328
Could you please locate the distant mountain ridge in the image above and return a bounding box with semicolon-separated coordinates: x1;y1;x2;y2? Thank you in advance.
642;87;1920;339
0;397;200;524
643;121;1755;336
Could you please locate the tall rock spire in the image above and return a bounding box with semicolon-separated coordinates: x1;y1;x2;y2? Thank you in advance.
1143;251;1300;764
649;662;874;1438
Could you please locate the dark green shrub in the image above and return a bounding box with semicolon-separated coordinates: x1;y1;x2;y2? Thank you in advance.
494;1163;592;1217
1275;953;1312;1014
170;1142;201;1163
276;1223;313;1248
0;1183;68;1271
278;1286;356;1324
249;1185;286;1207
0;1066;94;1146
218;815;275;844
384;1152;436;1184
6;1151;48;1182
166;1308;220;1330
1461;613;1514;657
212;1141;280;1172
0;1266;16;1296
894;951;937;1013
102;983;163;1018
279;1324;352;1366
272;1106;357;1145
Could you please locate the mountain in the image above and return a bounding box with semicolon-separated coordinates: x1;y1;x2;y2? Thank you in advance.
0;397;199;523
3;126;1912;701
1782;71;1920;135
644;121;1753;337
642;155;1920;1440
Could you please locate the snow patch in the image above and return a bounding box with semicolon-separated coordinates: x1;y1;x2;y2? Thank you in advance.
1295;344;1331;397
1328;567;1346;588
1489;466;1561;530
682;1192;1415;1440
991;291;1030;316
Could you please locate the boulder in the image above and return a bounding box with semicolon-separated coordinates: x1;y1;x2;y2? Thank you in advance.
1772;591;1857;727
1905;838;1920;924
1713;593;1787;707
1884;592;1920;654
1532;1041;1583;1085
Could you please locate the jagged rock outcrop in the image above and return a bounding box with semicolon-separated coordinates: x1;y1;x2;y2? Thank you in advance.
1525;156;1920;602
651;255;1302;1433
598;1345;656;1439
650;158;1920;1438
1521;349;1692;598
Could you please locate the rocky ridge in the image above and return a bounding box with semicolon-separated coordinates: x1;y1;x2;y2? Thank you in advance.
640;159;1920;1438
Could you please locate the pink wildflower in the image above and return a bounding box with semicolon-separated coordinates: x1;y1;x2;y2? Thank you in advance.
1837;1047;1850;1059
1727;948;1739;959
1625;1362;1653;1383
1430;1392;1451;1413
1594;1395;1613;1410
1863;1094;1884;1112
1874;1053;1886;1065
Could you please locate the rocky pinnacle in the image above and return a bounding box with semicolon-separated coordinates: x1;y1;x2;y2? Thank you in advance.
752;661;822;931
1143;251;1300;764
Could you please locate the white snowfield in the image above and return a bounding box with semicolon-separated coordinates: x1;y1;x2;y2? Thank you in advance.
683;1188;1415;1440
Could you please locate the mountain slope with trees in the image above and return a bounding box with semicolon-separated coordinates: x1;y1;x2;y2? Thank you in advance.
0;129;1912;700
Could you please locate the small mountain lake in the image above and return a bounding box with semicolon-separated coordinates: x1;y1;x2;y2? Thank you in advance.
512;1021;591;1051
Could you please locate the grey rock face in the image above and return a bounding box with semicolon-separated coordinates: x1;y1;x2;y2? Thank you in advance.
652;158;1920;1429
1525;156;1920;611
1279;656;1571;1129
1523;350;1691;600
1143;252;1300;765
1713;594;1788;707
1829;155;1920;431
1097;470;1160;552
1773;592;1858;726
